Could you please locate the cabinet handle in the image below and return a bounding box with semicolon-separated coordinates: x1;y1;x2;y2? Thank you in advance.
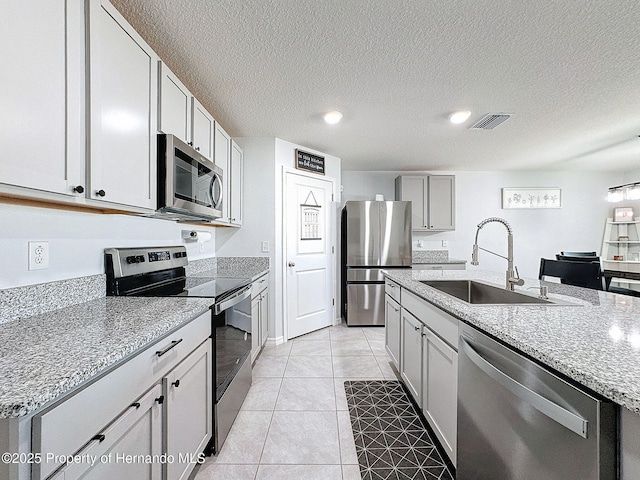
393;306;399;312
171;379;181;388
156;339;183;357
72;185;84;194
92;434;106;443
188;141;193;146
195;146;200;151
130;402;141;409
155;395;165;405
96;189;106;197
414;325;420;331
421;332;427;337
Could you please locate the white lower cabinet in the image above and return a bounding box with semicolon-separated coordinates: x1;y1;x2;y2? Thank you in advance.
384;294;401;370
422;328;457;464
390;283;458;466
251;275;269;363
49;384;163;480
165;340;212;480
400;309;423;405
32;311;211;480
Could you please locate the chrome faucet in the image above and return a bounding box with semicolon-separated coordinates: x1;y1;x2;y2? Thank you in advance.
471;217;524;291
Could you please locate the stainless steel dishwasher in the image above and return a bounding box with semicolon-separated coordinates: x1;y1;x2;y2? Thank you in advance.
457;323;617;480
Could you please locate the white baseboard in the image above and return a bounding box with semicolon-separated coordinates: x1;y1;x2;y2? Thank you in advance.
266;336;285;346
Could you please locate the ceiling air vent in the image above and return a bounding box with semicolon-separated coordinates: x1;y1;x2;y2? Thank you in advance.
470;113;512;130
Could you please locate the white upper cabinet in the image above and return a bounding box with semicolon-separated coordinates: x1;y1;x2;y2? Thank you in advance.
395;175;456;231
213;122;231;224
0;0;84;197
229;140;244;226
159;62;191;144
87;0;158;210
192;98;214;160
159;62;214;161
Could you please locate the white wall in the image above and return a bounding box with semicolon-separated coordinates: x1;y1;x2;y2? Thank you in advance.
217;137;341;343
342;170;622;279
0;202;216;289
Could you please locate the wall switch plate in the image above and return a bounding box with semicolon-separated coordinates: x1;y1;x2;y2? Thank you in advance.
261;241;269;253
29;241;49;270
441;240;448;248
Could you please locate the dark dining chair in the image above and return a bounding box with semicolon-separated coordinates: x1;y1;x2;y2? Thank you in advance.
560;251;597;257
539;258;604;290
556;254;600;263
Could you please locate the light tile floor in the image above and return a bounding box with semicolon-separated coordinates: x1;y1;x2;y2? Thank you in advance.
194;323;396;480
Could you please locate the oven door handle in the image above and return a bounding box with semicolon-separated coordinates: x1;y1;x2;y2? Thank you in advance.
214;285;252;315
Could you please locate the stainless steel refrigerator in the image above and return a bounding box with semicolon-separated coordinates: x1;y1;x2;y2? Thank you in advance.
341;201;412;326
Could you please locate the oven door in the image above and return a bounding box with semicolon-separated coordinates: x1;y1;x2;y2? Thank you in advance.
158;134;223;220
211;285;252;453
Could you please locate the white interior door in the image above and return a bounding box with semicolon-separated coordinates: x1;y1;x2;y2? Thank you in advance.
285;171;335;339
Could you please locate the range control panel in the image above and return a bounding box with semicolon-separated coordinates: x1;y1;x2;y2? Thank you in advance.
106;246;189;278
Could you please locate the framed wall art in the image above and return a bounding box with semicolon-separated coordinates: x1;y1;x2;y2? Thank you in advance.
502;188;562;209
614;207;634;222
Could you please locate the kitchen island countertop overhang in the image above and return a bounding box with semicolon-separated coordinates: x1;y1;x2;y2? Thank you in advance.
383;268;640;413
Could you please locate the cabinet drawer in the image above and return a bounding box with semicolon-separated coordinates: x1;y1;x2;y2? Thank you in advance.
33;310;211;479
401;289;458;349
252;275;268;298
47;384;163;480
385;279;401;303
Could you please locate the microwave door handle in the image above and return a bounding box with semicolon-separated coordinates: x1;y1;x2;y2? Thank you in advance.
210;173;223;209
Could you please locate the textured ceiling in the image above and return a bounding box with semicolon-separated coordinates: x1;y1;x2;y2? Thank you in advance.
111;0;640;172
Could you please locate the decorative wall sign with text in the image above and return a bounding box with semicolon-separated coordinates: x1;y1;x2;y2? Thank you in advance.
502;188;562;209
295;149;325;175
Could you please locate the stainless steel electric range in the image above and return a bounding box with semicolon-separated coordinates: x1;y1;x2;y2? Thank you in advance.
104;245;252;454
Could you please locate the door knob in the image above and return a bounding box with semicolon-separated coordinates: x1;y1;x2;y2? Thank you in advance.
288;261;296;267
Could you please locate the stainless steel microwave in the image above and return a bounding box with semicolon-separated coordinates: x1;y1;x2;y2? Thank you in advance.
157;134;223;221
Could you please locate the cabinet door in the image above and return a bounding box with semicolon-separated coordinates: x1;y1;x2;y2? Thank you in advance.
48;384;163;480
165;340;212;480
159;62;191;144
213;122;231;224
0;0;84;196
422;329;458;465
260;289;269;347
229;141;244;226
427;175;455;230
385;295;401;370
192;98;214;160
251;296;261;363
88;0;157;209
400;309;422;406
396;176;427;230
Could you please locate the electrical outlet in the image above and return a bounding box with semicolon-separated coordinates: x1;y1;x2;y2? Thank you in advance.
261;241;269;253
442;240;448;248
29;241;49;270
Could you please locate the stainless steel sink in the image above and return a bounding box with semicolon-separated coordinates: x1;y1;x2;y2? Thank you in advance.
420;280;571;306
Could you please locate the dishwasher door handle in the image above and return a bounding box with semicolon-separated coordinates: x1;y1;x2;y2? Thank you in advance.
460;337;588;438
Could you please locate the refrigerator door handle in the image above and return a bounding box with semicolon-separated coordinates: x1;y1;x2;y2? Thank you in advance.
460;337;588;438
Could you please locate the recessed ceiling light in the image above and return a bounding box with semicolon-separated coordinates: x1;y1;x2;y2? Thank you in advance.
449;110;471;124
324;111;343;125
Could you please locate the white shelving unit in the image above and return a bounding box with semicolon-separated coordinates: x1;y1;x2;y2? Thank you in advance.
602;217;640;291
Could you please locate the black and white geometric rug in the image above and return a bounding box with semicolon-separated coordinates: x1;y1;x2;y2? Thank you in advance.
344;380;455;480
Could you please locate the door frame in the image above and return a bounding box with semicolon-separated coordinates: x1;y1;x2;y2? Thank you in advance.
281;167;338;340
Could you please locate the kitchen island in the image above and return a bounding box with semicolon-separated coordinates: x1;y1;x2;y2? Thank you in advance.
383;268;640;478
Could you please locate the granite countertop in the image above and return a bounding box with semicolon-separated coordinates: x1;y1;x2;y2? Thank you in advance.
383;269;640;413
0;296;213;419
0;256;271;420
